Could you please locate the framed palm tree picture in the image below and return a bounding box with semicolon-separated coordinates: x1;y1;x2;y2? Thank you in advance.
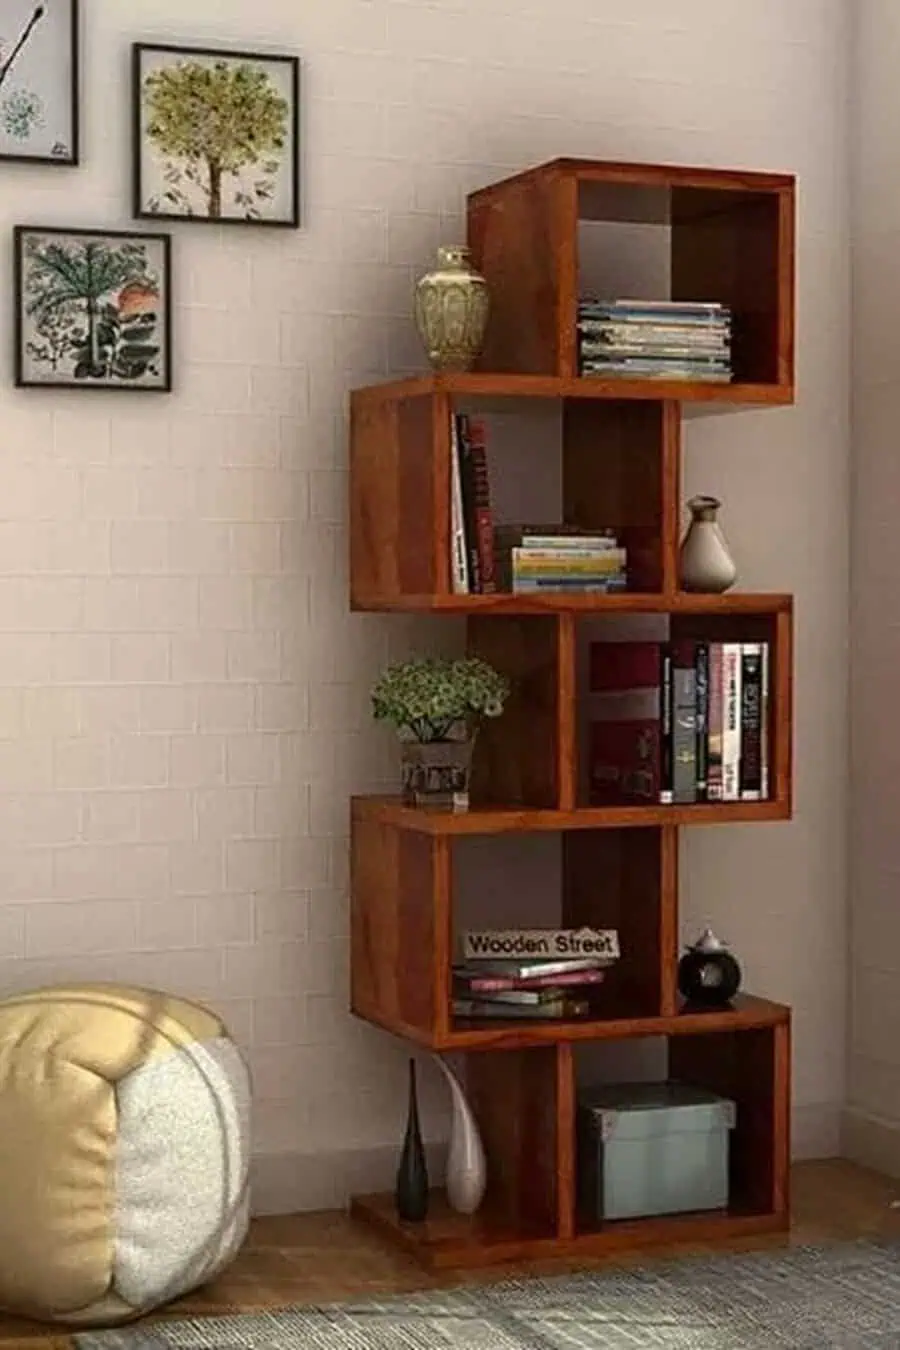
14;226;173;392
0;1;80;165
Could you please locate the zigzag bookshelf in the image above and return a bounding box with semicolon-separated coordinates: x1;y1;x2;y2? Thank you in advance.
347;157;794;1269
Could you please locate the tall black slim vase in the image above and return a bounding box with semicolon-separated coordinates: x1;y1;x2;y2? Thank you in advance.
395;1057;429;1222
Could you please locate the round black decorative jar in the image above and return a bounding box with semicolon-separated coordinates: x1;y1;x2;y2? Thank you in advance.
678;928;742;1008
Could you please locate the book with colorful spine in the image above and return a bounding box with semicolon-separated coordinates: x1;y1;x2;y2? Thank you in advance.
494;524;628;594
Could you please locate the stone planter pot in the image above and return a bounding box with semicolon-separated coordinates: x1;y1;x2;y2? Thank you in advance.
400;737;475;810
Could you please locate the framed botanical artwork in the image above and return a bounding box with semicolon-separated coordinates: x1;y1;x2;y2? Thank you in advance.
132;43;300;228
0;0;79;165
14;226;173;392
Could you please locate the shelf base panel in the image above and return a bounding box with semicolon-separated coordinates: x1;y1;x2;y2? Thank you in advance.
352;992;789;1052
350;1191;788;1270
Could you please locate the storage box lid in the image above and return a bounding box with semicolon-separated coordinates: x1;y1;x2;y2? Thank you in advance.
578;1080;736;1141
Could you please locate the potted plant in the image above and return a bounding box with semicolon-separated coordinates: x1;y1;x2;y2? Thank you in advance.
371;656;509;809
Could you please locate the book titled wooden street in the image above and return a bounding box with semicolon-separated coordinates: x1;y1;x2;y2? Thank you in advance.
462;927;619;961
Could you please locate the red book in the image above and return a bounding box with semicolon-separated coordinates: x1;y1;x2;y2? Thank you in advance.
458;415;496;594
588;641;670;803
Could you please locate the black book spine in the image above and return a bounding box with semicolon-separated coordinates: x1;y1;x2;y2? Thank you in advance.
660;644;674;805
456;414;482;594
740;645;763;800
695;642;709;801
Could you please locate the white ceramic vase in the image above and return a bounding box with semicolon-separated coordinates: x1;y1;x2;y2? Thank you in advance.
679;495;737;594
433;1055;486;1215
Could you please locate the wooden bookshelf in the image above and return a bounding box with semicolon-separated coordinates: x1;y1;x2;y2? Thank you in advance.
348;156;796;1270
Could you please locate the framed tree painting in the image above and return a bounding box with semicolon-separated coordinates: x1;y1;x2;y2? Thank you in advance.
0;0;79;165
132;43;300;227
14;226;173;392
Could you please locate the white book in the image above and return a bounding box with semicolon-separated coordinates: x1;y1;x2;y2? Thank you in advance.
721;643;743;801
449;414;468;594
611;298;725;312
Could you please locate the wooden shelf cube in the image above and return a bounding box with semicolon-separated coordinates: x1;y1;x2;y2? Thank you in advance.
467;158;794;396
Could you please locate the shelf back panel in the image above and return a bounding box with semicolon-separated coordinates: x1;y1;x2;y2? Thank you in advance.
562;825;678;1020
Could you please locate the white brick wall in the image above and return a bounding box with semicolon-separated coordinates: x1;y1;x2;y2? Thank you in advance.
846;0;900;1176
0;0;849;1210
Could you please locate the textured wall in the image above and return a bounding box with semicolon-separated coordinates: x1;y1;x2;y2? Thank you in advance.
0;0;849;1211
845;0;900;1176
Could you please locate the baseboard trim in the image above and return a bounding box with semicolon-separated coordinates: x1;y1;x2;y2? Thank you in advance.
842;1106;900;1180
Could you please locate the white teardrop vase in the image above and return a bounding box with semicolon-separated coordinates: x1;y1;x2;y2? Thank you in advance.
433;1055;486;1215
679;495;737;594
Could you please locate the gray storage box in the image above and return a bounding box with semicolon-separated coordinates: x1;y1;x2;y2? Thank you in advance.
577;1081;736;1222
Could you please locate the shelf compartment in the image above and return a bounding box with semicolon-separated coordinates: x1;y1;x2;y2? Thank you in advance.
451;828;671;1033
348;809;788;1050
669;605;793;815
581;604;792;815
466;158;794;395
351;1012;790;1270
351;815;676;1046
574;1020;790;1240
350;387;682;613
353;1049;566;1265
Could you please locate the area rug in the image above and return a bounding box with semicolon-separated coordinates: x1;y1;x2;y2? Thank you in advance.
75;1241;900;1350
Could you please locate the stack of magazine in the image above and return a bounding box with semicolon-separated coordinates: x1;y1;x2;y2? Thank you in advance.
578;298;732;382
453;927;619;1020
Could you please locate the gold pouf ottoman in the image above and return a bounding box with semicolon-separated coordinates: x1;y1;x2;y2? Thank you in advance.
0;984;251;1326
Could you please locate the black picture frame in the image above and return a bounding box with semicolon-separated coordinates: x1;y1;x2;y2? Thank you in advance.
0;0;80;167
14;225;174;393
132;42;301;229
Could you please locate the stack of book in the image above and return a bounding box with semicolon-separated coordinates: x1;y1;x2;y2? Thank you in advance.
450;412;497;595
588;639;769;805
577;299;733;383
495;525;628;595
453;927;619;1020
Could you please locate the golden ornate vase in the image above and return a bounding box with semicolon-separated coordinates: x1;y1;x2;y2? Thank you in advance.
414;246;489;372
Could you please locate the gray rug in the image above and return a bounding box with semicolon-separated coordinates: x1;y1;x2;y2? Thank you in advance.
75;1242;900;1350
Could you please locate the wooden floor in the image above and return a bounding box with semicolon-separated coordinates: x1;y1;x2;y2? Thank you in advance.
6;1160;900;1348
